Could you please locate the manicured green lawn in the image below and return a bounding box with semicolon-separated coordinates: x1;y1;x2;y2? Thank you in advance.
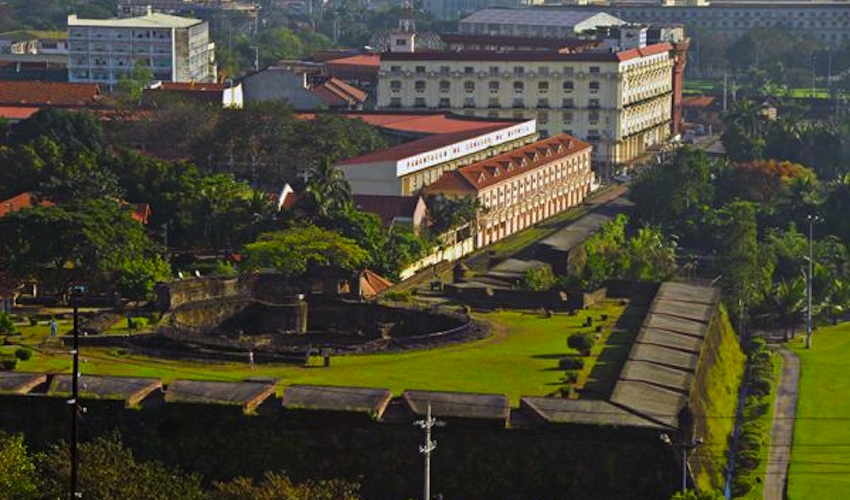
10;303;630;405
788;325;850;498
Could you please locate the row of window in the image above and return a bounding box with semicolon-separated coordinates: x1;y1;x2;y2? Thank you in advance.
389;65;602;77
388;97;601;109
70;29;172;40
392;80;601;94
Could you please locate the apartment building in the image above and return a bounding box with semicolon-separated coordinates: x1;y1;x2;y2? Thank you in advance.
377;29;677;172
425;133;593;247
67;10;215;85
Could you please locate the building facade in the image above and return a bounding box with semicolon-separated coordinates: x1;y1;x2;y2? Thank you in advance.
338;118;539;196
67;11;215;85
425;133;593;247
377;41;675;171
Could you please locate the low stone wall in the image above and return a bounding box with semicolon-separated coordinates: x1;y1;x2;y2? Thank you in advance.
154;276;249;311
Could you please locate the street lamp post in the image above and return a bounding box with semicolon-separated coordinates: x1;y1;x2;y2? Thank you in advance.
660;433;704;493
806;214;820;349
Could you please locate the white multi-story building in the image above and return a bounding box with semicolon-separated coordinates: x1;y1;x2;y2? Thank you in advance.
377;34;675;171
67;10;215;86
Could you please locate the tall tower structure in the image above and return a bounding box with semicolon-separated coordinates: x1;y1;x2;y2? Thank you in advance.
389;2;416;53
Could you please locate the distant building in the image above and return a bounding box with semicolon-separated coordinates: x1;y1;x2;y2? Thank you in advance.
0;31;69;55
421;0;525;22
458;8;625;37
67;10;216;86
241;67;367;110
143;80;244;108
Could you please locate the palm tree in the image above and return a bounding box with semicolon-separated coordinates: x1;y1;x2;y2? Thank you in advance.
825;278;850;325
302;158;352;219
771;276;806;342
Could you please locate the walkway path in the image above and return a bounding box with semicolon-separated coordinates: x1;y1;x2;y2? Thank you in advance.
763;346;800;500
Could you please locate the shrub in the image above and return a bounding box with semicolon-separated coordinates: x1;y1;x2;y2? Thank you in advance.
558;356;585;370
568;332;595;356
130;316;149;329
0;313;15;335
561;370;579;384
735;449;761;471
748;377;772;397
743;395;769;419
28;316;38;327
519;265;555;291
13;348;32;361
0;357;17;371
383;291;411;302
731;473;754;497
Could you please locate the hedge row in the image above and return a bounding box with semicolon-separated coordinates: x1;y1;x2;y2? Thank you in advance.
731;338;776;497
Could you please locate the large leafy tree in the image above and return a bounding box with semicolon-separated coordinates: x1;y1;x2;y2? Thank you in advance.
0;201;163;297
39;432;205;500
242;225;368;277
212;471;361;500
6;108;105;155
0;432;39;499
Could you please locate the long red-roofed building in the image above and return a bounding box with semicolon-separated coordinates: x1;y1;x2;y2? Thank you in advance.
0;81;101;108
425;133;592;247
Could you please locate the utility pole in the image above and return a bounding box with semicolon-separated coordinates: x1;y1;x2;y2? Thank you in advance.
415;403;442;500
806;214;820;349
250;45;259;72
69;307;81;499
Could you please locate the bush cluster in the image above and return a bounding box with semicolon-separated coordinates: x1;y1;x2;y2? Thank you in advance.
14;348;32;361
0;356;17;371
558;356;585;371
568;332;595;356
0;313;15;335
732;338;775;497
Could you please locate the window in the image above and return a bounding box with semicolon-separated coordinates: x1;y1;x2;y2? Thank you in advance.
390;65;401;74
538;81;549;93
463;97;475;108
562;98;574;108
415;66;426;74
513;81;524;92
563;81;574;92
464;66;474;75
415;80;426;92
438;97;450;108
539;66;549;76
537;98;550;109
512;98;524;108
588;99;600;108
414;97;426;108
562;111;573;122
489;81;500;93
538;111;549;125
589;81;600;93
588;129;600;139
439;65;450;75
589;111;599;123
514;66;524;75
396;39;407;46
564;67;574;76
389;97;401;108
489;66;499;76
464;81;475;92
488;97;500;108
390;80;402;91
589;66;600;74
439;80;450;92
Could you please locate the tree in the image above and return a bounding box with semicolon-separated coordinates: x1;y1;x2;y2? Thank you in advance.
212;471;361;500
117;60;154;107
115;256;172;301
770;276;806;341
6;108;105;155
0;201;161;298
242;225;368;277
0;432;38;499
519;264;555;291
722;99;769;161
425;194;485;235
39;432;205;500
625;226;678;282
301;158;352;219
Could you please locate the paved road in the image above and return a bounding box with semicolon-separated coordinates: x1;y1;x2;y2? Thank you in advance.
764;347;800;500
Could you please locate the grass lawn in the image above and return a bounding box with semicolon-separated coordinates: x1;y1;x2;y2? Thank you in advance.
788;324;850;498
8;302;633;405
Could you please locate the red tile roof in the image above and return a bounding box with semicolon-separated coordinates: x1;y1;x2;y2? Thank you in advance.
425;133;590;194
0;192;52;217
0;81;101;107
380;42;672;63
310;77;367;107
157;82;228;92
353;194;421;226
337;123;510;166
359;269;393;298
295;112;515;136
681;95;716;108
0;106;39;120
324;54;381;68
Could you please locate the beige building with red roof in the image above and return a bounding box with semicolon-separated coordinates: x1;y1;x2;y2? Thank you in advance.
377;22;682;177
425;133;592;247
